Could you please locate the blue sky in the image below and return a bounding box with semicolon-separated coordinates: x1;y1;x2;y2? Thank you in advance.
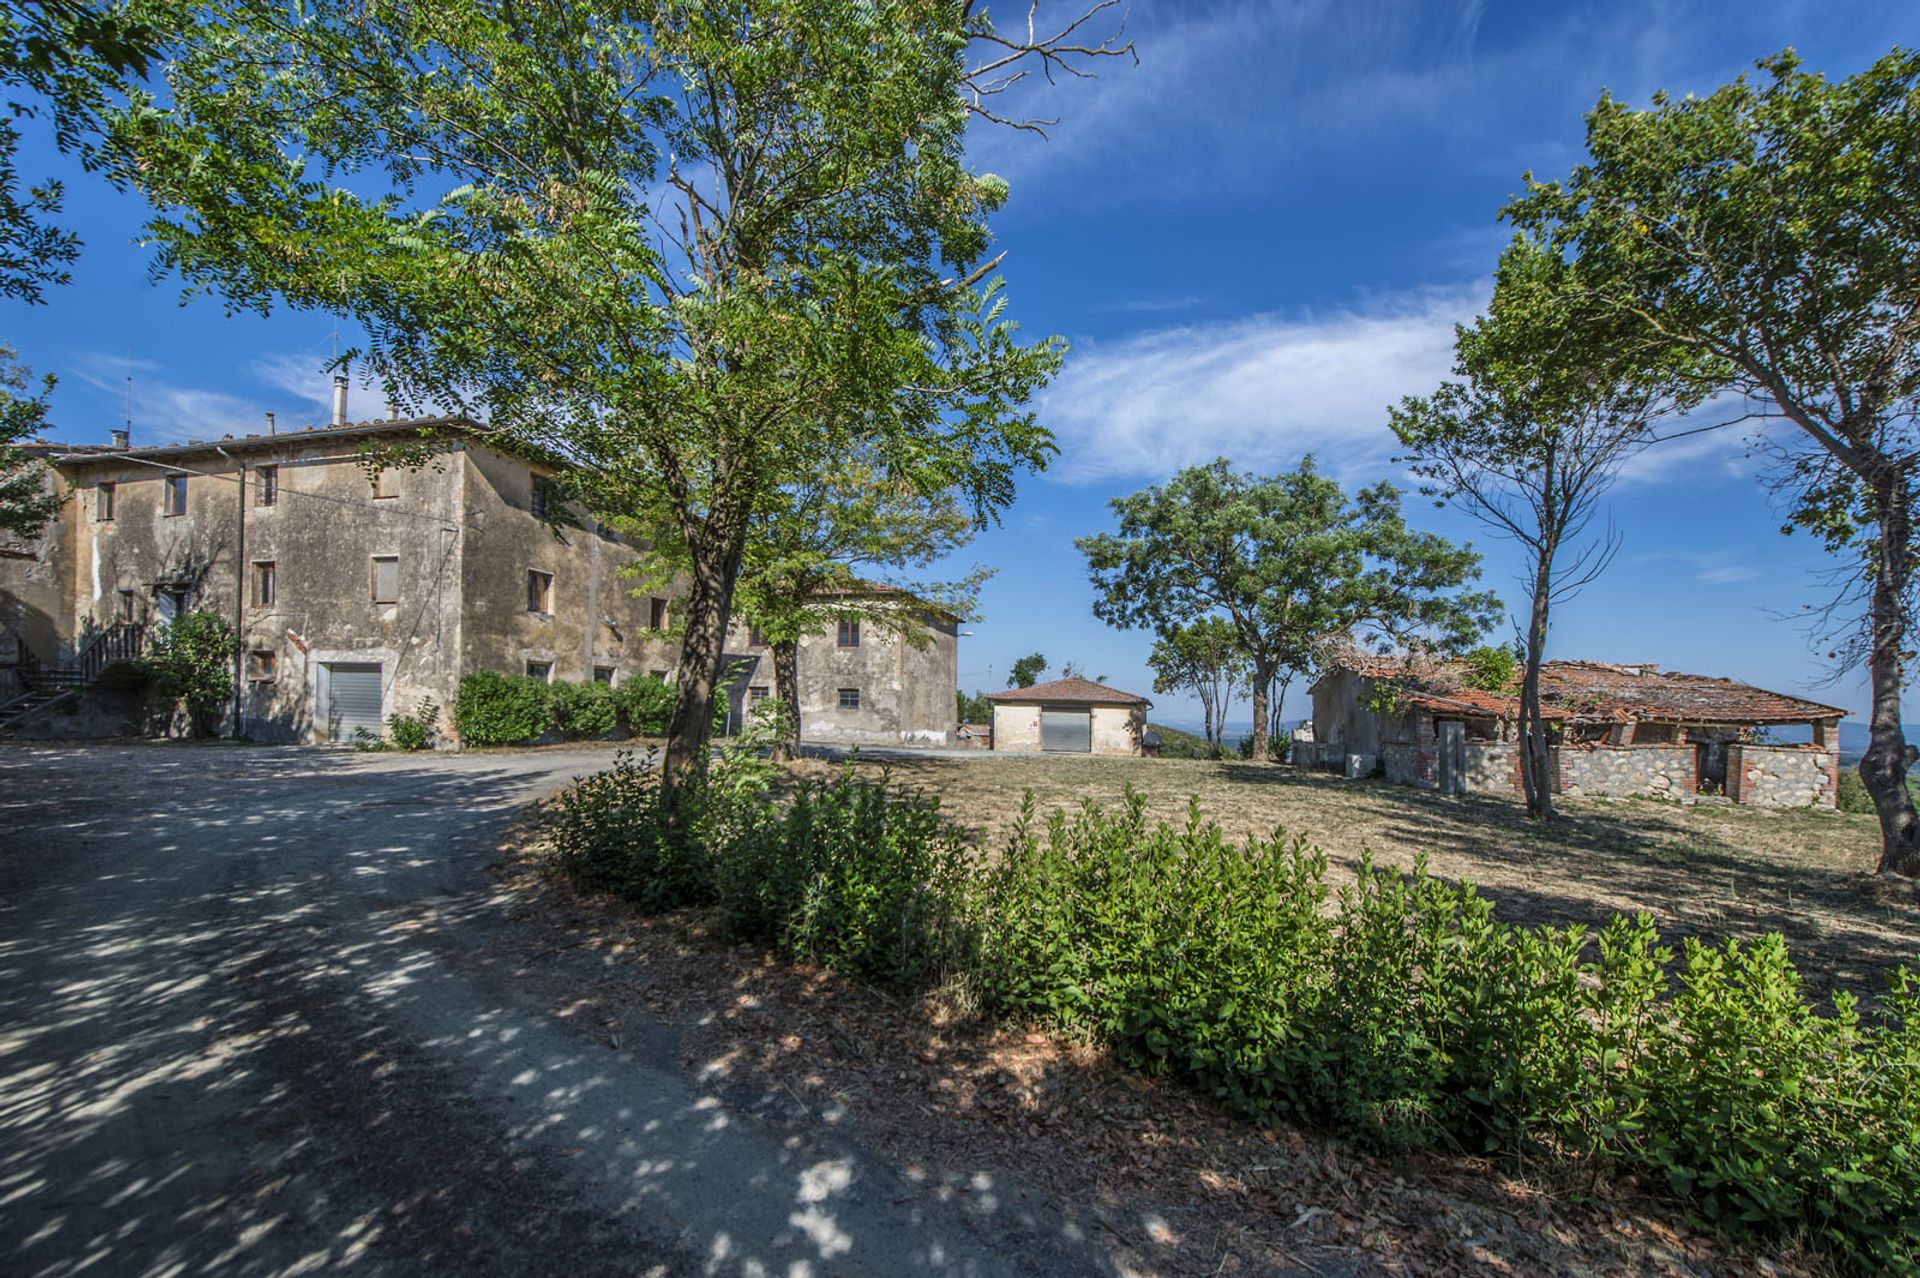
5;0;1916;731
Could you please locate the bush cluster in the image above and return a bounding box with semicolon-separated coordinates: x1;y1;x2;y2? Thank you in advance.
543;766;1919;1271
450;670;676;746
544;741;965;990
973;791;1919;1274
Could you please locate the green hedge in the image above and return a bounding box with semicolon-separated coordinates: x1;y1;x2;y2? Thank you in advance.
616;675;674;736
452;670;553;746
551;680;618;739
972;791;1919;1274
543;769;1920;1272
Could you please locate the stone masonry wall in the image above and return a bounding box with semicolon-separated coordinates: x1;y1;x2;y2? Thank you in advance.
1727;744;1838;809
1463;740;1519;794
1554;744;1697;800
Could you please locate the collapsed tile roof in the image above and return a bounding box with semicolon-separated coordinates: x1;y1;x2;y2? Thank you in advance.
986;676;1152;707
1333;657;1847;725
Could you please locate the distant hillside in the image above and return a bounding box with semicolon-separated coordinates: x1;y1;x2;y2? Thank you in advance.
1770;720;1918;765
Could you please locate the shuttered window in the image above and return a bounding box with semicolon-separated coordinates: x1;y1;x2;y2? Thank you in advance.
371;556;399;603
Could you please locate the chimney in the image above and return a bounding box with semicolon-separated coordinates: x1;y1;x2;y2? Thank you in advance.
265;411;277;435
331;375;349;427
386;400;400;422
110;428;130;450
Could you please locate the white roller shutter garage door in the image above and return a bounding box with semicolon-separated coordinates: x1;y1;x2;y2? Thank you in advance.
1040;707;1092;752
323;663;384;743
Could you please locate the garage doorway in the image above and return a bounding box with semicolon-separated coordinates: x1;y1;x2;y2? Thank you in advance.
1040;707;1092;753
320;662;384;744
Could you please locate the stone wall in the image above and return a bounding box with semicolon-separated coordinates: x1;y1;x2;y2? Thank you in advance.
1554;743;1696;800
1727;744;1838;809
1463;740;1519;793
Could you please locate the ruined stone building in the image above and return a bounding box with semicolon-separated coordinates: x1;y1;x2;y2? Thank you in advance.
0;408;957;746
1305;656;1848;808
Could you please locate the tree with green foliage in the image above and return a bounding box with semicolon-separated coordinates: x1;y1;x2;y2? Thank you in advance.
630;457;989;760
1079;458;1500;761
138;609;235;737
0;0;162;303
106;0;1127;808
1505;50;1920;874
1392;239;1698;822
1007;652;1047;688
0;346;61;541
956;688;993;723
1147;617;1246;751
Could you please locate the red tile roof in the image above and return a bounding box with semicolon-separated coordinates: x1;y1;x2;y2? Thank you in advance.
986;676;1152;707
1330;657;1846;725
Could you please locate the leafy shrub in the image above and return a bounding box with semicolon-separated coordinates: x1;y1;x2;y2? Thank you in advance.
715;769;970;989
550;680;618;739
452;670;552;746
1150;722;1221;759
137;610;236;737
1838;769;1873;813
388;697;439;750
971;792;1920;1271
350;726;390;752
542;749;713;911
1461;643;1520;692
615;675;674;736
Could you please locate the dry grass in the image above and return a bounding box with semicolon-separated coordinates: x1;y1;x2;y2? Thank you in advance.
842;753;1919;999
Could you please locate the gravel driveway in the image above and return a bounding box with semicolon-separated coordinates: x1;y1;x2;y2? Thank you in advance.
0;741;1109;1278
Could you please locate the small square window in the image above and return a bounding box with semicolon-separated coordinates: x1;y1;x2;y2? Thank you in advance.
837;687;860;710
649;669;668;682
592;666;615;685
526;660;552;682
96;481;115;521
253;560;276;607
531;476;555;519
749;685;769;704
748;625;767;647
256;465;278;507
371;555;399;604
527;569;554;614
164;474;187;516
248;649;277;681
371;468;398;499
837;619;860;648
649;596;669;631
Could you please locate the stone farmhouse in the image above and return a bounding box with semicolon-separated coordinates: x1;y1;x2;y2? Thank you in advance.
986;676;1152;755
0;403;957;746
1305;656;1848;808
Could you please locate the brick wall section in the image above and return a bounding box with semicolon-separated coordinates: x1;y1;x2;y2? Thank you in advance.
1555;744;1697;800
1726;744;1838;809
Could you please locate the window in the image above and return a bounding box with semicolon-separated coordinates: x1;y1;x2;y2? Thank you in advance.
248;649;277;681
748;625;767;647
256;465;278;507
650;669;668;682
531;476;554;519
649;596;669;631
837;619;860;648
253;560;276;607
749;685;769;704
164;474;187;516
837;687;860;710
371;468;397;499
117;589;137;623
96;481;115;521
592;665;615;685
527;569;554;614
526;660;552;682
371;555;399;604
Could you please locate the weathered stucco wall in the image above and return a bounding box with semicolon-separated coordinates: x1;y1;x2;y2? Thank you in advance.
1091;703;1145;755
727;616;958;746
1727;744;1838;809
990;702;1042;752
1309;668;1384;758
1554;744;1696;800
0;462;74;689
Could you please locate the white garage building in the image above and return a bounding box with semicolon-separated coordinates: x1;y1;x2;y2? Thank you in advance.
985;676;1151;755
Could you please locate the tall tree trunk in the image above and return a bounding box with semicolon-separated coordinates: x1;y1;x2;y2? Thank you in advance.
662;521;748;809
1519;549;1555;822
769;637;801;763
1249;657;1274;762
1863;476;1919;877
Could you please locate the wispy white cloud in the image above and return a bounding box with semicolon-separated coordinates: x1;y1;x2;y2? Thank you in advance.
1040;285;1481;484
67;348;357;443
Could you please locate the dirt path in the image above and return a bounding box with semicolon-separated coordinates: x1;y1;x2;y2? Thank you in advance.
0;742;1119;1277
